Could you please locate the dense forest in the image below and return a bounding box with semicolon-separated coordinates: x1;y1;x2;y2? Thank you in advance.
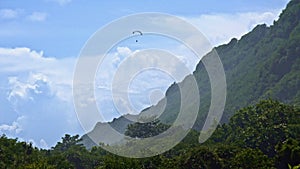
0;100;299;168
1;0;300;168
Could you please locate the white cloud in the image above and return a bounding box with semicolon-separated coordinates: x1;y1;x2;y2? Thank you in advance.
0;123;18;132
7;73;49;101
93;45;191;123
0;9;21;19
116;46;132;56
47;0;72;6
27;12;47;22
39;139;49;149
0;9;48;22
0;116;25;134
0;47;75;101
24;138;48;149
185;10;282;46
0;47;84;147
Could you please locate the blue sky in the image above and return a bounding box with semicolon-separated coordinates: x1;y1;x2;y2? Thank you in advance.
0;0;290;148
0;0;289;57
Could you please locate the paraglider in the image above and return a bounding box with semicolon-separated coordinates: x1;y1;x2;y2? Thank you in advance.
132;30;143;42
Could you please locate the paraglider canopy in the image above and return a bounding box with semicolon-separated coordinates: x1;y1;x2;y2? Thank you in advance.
132;30;143;35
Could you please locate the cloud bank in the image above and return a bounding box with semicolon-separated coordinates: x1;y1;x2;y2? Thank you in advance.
0;47;79;148
185;10;281;45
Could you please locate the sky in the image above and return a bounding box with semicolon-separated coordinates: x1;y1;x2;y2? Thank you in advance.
0;0;290;148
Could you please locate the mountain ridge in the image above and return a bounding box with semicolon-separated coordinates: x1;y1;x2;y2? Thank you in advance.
81;0;300;148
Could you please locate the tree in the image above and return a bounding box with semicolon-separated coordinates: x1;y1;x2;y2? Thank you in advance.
125;119;169;138
53;134;82;152
231;148;275;169
51;134;90;168
215;99;300;157
181;147;223;169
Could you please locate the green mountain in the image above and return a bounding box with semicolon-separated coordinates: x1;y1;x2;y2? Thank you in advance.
142;0;300;129
82;0;300;147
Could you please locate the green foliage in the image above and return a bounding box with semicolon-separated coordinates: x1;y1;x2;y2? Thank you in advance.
211;99;300;157
0;100;299;168
180;147;223;169
276;138;300;169
125;119;169;138
53;134;82;151
0;135;55;169
289;164;300;169
230;148;275;169
50;134;91;168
